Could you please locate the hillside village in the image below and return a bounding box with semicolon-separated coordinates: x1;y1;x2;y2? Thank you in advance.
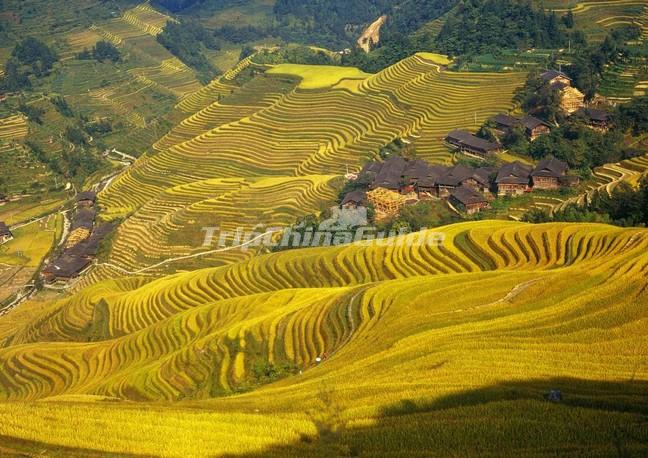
340;68;599;220
343;155;578;218
41;191;112;284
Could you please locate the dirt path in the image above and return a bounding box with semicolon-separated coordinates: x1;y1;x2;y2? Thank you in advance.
358;15;387;53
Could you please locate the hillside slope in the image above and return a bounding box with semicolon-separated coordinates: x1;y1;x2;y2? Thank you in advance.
0;220;646;455
95;55;524;276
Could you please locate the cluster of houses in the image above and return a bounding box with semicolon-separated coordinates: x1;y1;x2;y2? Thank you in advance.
0;221;13;245
443;70;612;161
342;155;578;217
42;191;111;284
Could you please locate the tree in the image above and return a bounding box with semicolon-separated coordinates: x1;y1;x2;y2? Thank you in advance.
93;41;121;62
563;9;574;29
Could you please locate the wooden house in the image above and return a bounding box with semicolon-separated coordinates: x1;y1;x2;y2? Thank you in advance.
76;191;97;207
540;70;572;88
492;113;550;140
531;157;569;190
559;86;585;114
372;156;407;191
42;256;92;284
445;129;500;158
0;222;13;244
495;161;532;196
341;190;366;209
575;108;612;131
449;186;490;214
435;165;475;198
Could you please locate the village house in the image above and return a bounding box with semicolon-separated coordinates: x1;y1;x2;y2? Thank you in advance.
434;164;475;198
540;70;584;114
76;191;97;207
0;222;13;244
492;114;550;141
445;129;500;158
42;256;92;284
575;107;612;131
496;161;533;196
531;157;572;190
340;190;366;209
467;167;497;194
372;156;408;191
540;70;572;88
42;224;113;284
449;186;490;214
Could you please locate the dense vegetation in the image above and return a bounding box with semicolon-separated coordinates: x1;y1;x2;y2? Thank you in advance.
77;40;121;63
435;0;567;56
509;85;648;172
564;25;641;99
253;46;338;66
157;20;220;82
0;37;58;91
524;177;648;227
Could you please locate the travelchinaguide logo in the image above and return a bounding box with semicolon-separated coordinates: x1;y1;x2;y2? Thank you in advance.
202;206;445;251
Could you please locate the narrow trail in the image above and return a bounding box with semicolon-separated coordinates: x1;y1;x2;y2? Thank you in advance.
84;229;283;278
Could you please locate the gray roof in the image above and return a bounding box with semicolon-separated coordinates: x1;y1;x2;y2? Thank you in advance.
450;186;488;205
531;157;568;178
496;161;533;185
472;167;497;186
71;208;96;231
403;160;431;180
341;190;366;206
76;191;97;202
374;156;407;189
492;113;520;128
436;164;475;187
0;222;11;237
540;70;571;82
576;108;611;122
446;129;500;153
43;255;91;278
520;115;549;131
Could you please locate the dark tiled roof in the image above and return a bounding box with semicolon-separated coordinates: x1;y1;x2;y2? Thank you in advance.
446;129;500;153
540;70;571;82
520;115;549;130
531;157;569;178
360;162;383;176
496;161;533;185
0;222;11;237
403;160;430;180
576;108;611;122
76;191;97;202
71;208;96;231
43;255;91;278
65;223;113;258
492;114;521;128
341;190;366;206
374;156;407;189
472;167;497;186
436;164;475;187
450;186;488;205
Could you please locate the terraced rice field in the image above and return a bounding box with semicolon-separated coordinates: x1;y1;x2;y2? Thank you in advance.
0;220;646;456
0;115;28;143
505;153;648;219
550;0;648;41
97;55;524;277
599;61;644;102
0;214;61;304
555;153;648;210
